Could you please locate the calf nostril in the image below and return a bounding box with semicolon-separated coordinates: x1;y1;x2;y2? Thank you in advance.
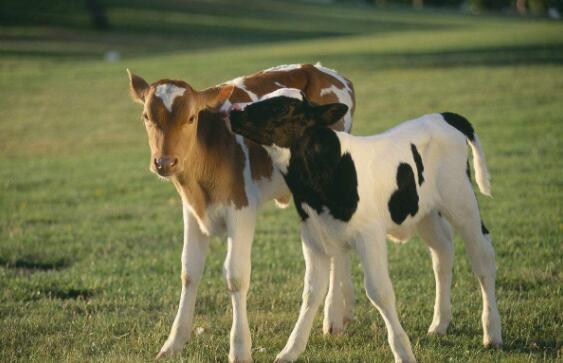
170;158;178;167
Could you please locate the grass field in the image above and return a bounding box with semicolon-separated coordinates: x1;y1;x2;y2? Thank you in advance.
1;1;561;362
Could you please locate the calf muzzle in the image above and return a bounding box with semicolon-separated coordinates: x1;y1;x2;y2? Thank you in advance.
154;156;179;176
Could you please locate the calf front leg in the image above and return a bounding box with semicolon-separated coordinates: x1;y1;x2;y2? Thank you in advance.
158;205;209;358
323;250;355;335
355;229;416;363
276;229;330;363
225;206;257;363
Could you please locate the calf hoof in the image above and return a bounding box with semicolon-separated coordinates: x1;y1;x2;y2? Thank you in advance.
395;358;417;363
156;349;179;360
156;339;185;360
229;352;253;363
275;351;299;363
427;324;448;336
484;338;503;349
323;322;344;336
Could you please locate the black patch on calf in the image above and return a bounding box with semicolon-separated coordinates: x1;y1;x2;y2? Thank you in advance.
388;163;419;225
481;221;490;235
441;112;475;141
410;143;424;186
284;127;359;222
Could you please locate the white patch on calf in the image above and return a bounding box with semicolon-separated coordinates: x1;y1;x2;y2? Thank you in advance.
320;85;354;132
315;64;354;131
260;88;303;101
227;76;259;101
314;64;351;92
264;64;302;72
264;144;291;174
155;83;186;112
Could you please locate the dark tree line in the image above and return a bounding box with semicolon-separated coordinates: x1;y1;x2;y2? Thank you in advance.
0;0;108;29
359;0;562;14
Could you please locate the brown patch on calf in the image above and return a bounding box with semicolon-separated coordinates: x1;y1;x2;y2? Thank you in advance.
241;68;308;98
244;139;273;182
301;64;354;132
230;87;254;103
181;272;191;288
173;109;248;213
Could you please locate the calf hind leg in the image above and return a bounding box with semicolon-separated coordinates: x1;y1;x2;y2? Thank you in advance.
443;186;502;348
416;210;454;335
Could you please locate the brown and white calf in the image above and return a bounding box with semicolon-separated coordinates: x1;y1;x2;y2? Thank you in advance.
126;64;355;362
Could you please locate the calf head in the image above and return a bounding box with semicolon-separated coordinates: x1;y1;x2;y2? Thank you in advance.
127;69;234;177
229;95;348;148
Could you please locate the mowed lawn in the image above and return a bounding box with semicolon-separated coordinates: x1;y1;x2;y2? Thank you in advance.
0;1;561;362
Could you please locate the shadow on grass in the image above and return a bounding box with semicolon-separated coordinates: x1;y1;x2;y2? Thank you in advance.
503;337;560;357
37;287;94;300
421;322;560;357
0;0;458;61
0;256;70;271
317;43;563;70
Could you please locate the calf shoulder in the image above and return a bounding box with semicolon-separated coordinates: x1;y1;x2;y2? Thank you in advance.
286;128;359;222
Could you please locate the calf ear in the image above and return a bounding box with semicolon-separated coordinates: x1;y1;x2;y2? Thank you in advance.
127;69;149;104
314;103;349;126
199;84;235;110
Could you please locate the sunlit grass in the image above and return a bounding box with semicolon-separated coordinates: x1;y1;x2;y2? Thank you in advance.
0;1;561;362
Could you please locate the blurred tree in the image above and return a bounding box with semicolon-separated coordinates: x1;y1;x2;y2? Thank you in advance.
0;0;109;29
85;0;109;29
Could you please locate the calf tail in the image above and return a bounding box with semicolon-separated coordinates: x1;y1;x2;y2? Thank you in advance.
441;112;491;197
468;134;491;196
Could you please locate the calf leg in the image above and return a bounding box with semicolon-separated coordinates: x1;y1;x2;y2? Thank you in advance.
225;206;257;363
355;229;416;363
416;210;454;335
443;184;502;348
157;206;209;358
323;250;355;335
275;229;330;363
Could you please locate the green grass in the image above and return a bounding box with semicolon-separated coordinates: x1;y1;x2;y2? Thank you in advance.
0;1;561;362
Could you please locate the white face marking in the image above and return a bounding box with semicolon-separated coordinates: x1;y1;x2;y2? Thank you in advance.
274;81;286;88
155;83;186;112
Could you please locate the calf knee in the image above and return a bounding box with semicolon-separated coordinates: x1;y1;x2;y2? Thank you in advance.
303;288;323;309
181;271;191;288
226;276;248;293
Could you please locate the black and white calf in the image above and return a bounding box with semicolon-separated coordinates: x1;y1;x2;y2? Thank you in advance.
228;91;502;363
